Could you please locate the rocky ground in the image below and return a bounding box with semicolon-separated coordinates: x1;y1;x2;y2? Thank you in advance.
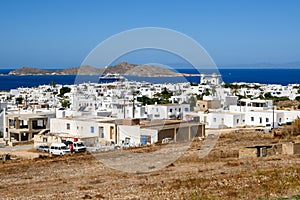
0;131;299;200
276;100;300;110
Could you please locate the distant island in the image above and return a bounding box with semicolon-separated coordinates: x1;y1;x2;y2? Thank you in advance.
8;62;191;77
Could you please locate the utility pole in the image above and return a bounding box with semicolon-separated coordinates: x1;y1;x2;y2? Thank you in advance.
272;104;275;129
132;95;135;119
131;89;139;119
123;99;126;119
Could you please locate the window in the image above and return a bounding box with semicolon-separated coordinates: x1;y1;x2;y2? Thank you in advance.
251;117;254;122
43;138;47;142
184;108;189;112
9;119;15;127
169;108;173;112
259;117;262;124
179;108;181;112
37;120;43;127
91;126;94;133
266;118;269;123
237;119;239;124
213;118;216;122
66;123;70;130
99;127;104;138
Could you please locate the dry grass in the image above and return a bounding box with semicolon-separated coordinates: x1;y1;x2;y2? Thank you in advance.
0;132;299;199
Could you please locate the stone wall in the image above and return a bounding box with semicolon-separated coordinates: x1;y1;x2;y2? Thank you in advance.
282;142;300;155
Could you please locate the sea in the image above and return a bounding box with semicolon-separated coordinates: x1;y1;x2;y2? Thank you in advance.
0;68;300;91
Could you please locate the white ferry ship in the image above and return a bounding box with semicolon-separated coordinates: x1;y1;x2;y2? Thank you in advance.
99;73;126;82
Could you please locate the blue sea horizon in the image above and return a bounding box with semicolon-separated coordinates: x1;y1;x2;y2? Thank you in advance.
0;68;299;90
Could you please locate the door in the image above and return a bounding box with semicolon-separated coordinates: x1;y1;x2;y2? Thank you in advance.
110;126;114;140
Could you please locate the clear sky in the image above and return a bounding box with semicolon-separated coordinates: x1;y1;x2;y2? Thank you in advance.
0;0;299;69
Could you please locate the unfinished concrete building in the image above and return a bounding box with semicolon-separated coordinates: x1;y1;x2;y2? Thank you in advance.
6;114;49;145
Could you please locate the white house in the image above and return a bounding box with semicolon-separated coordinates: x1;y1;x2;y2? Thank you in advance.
50;116;118;144
229;99;274;112
118;125;158;146
146;104;190;120
195;111;245;129
111;99;147;119
244;110;284;128
282;110;300;124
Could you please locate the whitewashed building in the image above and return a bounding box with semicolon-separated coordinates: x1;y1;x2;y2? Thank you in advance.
50;116;118;144
118;125;158;146
146;104;190;120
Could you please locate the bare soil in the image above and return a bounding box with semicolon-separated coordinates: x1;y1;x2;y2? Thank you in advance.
276;100;300;110
0;132;299;200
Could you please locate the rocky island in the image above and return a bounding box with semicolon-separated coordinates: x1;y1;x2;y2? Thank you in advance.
8;62;182;77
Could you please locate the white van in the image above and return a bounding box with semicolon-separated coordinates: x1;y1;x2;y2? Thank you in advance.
49;143;71;156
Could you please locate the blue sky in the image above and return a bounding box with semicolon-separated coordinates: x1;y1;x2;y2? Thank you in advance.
0;0;299;69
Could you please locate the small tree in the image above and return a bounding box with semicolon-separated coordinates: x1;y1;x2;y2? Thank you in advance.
204;89;210;96
161;87;172;99
61;100;71;108
59;86;71;97
50;81;56;88
264;92;273;99
15;96;23;104
188;96;197;111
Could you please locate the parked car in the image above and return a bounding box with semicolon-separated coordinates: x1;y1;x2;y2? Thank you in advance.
63;141;86;153
49;143;71;156
36;145;49;152
265;124;272;133
73;141;86;153
162;137;174;144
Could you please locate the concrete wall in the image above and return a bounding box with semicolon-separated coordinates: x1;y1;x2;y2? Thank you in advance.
140;129;158;144
239;147;257;158
33;134;62;147
282;142;300;155
239;144;283;158
196;100;222;111
118;125;140;146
